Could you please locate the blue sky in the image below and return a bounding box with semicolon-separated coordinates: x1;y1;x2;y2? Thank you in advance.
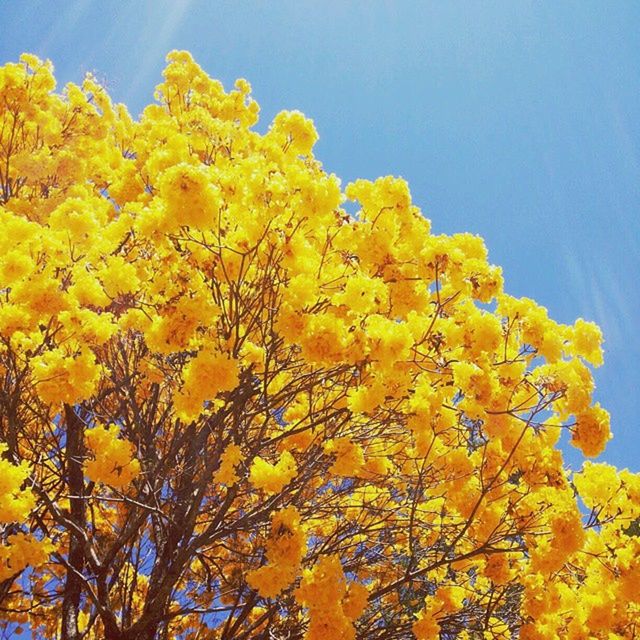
2;1;638;471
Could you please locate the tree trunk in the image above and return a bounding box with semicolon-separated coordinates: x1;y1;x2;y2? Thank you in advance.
61;404;86;640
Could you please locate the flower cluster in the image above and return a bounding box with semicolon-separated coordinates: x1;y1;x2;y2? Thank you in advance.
0;51;636;639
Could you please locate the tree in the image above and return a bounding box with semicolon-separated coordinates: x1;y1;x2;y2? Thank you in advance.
0;51;638;640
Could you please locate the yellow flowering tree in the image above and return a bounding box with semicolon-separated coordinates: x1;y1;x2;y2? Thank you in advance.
0;51;638;640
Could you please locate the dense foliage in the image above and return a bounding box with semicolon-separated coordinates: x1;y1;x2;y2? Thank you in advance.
0;52;638;640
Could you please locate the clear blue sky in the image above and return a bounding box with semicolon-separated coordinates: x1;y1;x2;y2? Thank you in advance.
2;1;638;471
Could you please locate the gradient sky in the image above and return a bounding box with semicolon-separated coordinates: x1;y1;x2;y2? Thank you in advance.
2;1;638;471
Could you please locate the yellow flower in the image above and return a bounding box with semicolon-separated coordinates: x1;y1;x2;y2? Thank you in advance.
214;443;243;486
571;403;611;457
174;347;239;421
249;451;297;494
85;424;140;489
159;163;221;229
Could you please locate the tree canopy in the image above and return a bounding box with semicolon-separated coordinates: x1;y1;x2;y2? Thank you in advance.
0;51;638;640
